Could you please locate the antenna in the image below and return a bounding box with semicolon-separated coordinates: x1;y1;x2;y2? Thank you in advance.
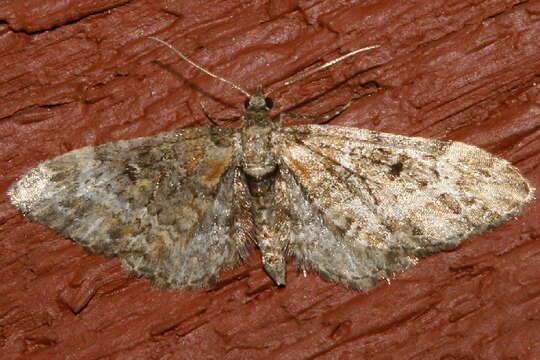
148;37;252;98
149;36;380;99
264;45;380;97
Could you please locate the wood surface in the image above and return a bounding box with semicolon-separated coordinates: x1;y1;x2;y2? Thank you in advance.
0;1;539;359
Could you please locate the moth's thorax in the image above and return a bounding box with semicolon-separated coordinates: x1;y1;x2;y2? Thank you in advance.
239;110;278;179
241;108;273;127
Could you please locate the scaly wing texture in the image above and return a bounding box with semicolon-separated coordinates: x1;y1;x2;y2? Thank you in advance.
275;125;535;289
8;127;254;289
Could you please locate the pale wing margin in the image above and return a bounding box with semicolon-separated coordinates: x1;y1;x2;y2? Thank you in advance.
275;125;534;289
8;127;254;289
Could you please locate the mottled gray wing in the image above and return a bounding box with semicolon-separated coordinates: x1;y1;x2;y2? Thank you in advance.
275;125;534;289
8;127;254;289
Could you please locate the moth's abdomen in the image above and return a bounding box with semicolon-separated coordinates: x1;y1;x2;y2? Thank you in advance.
250;184;288;286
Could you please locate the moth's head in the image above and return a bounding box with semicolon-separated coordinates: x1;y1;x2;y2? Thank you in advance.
244;85;273;112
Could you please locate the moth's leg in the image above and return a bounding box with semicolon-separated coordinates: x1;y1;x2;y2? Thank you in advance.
279;101;351;125
201;102;240;126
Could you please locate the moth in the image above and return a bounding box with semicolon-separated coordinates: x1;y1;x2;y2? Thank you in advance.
8;37;535;290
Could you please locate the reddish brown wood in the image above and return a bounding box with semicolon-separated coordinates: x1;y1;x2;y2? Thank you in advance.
0;1;539;359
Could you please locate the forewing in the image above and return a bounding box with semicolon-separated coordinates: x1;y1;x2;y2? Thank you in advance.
275;125;534;289
8;127;254;289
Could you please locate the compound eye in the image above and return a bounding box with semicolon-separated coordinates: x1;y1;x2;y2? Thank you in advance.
244;98;250;109
265;97;273;109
